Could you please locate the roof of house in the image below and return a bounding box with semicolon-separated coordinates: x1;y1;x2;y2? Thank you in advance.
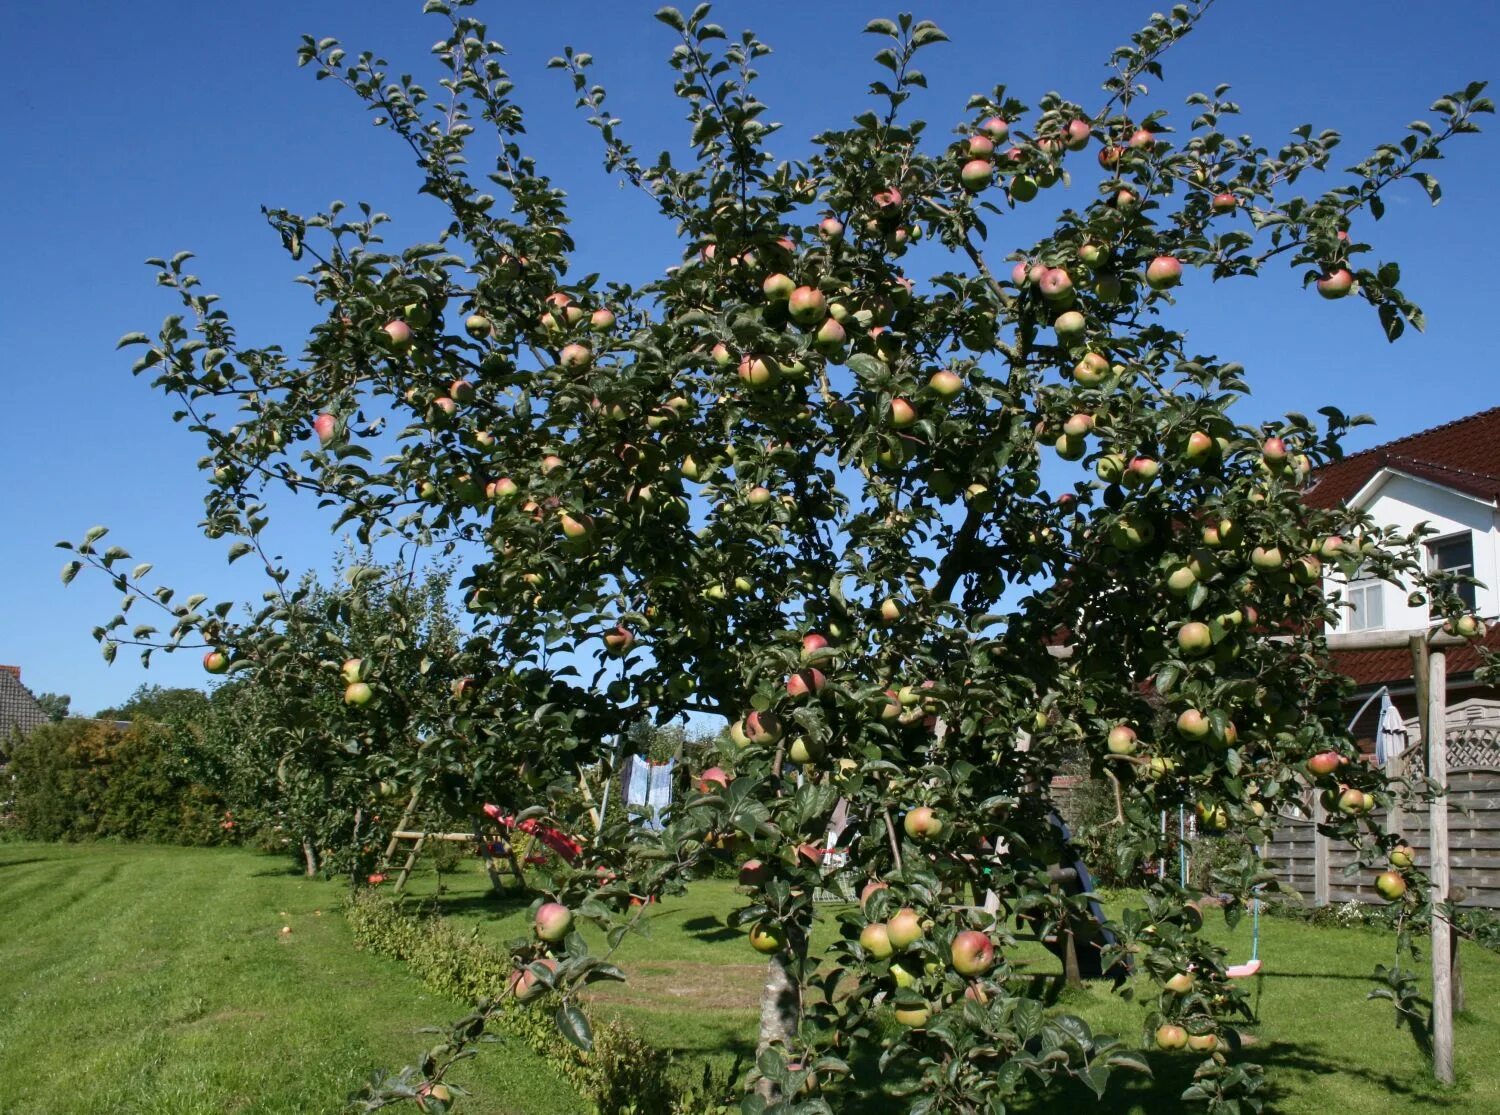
1304;406;1500;509
0;667;50;740
1331;626;1500;689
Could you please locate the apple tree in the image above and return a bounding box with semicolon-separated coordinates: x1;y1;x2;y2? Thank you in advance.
64;1;1491;1110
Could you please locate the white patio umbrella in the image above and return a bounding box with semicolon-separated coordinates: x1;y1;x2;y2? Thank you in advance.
1377;691;1409;766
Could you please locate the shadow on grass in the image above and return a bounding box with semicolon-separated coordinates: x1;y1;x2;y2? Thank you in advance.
680;915;741;942
0;857;57;870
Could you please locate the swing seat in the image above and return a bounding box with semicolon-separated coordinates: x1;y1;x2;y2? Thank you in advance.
1226;958;1262;979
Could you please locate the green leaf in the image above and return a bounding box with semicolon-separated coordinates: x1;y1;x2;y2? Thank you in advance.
116;332;150;349
227;542;254;564
553;1004;593;1051
863;18;899;36
61;561;82;585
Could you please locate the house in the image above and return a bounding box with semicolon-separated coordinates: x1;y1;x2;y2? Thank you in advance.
0;666;50;747
1305;405;1500;738
1271;408;1500;908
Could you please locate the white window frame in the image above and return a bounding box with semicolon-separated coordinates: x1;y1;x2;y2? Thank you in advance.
1343;572;1385;632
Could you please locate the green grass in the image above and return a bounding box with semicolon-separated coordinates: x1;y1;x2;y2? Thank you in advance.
6;843;1499;1114
0;843;584;1115
407;859;1500;1114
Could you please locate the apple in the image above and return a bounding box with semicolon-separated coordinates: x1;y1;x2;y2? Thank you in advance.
450;379;476;405
1166;566;1197;597
202;650;230;675
1054;310;1087;344
1078;242;1107;269
312;412;338;445
344;681;373;706
1097;454;1126;484
464;312;493;340
1164;971;1195;994
785;285;829;328
1291;554;1322;585
801;632;829;659
559;342;593;371
739;858;771;887
965;134;995;159
903;807;943;841
1201;518;1242;548
341;658;366;684
745;711;783;745
541;454;564;474
1106;724;1138;755
1337;787;1369;815
1251;545;1284;570
428;397;458;426
1307;751;1343;777
1148;757;1176;780
1065;118;1092;150
1109;516;1154;551
860;880;889;911
1055;434;1086;461
1184;430;1215;463
559;511;595;544
1073;352;1109;386
749;921;786;954
880;598;903;624
1098;145;1125;169
951;930;995;976
1155;1024;1188;1051
873;187;904;216
817;217;844;241
603;625;634;656
1317;268;1355;299
860;922;894;960
1145;256;1183;290
1317;536;1346;559
893;1004;931;1027
737;355;781;388
696;766;730;794
382;320;414;350
1062;412;1093;438
1009;176;1038;202
535;902;573;942
1375;871;1408;901
1196;802;1228;829
890;398;918;428
763;272;795;301
887;908;925;949
787;737;823;764
1177;709;1211;739
1126;456;1160;486
589;307;616;332
960;158;993;191
928;369;963;398
814;317;847;357
1177;622;1212;656
1390;845;1416;869
1210;192;1237;214
981;116;1009;141
786;668;827;699
1129;127;1156;149
1186;1032;1219;1053
1039;268;1075;302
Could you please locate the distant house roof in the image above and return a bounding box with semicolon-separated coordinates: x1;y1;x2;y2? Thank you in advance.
0;667;50;740
1304;406;1500;509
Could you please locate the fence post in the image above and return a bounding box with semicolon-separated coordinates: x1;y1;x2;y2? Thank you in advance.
1312;790;1330;908
1427;648;1454;1086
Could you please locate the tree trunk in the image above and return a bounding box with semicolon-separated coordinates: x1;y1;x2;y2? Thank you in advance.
302;839;319;878
755;947;802;1100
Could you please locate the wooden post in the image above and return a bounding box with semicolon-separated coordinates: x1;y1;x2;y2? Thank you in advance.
1427;648;1454;1086
1312;786;1330;908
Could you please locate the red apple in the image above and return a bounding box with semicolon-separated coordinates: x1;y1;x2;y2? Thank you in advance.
696;766;731;793
589;307;616;332
1164;971;1195;994
860;880;889;911
1073;352;1109;386
1316;268;1355;299
787;668;827;699
534;902;573;942
817;217;844;241
344;681;373;706
382;320;414;350
951;930;995;976
745;711;783;745
1054;310;1087;343
928;369;963;397
1039;268;1075;302
739;858;771;886
1065;118;1092;150
1186;1032;1219;1053
558;511;595;544
340;657;365;684
1307;751;1344;777
313;413;338;444
1146;256;1183;291
960;158;994;191
1107;724;1138;755
1210;192;1237;214
203;650;229;675
1129;127;1156;149
603;625;634;656
788;286;828;327
1184;430;1215;462
559;342;593;371
762;272;795;301
801;632;829;659
890;398;918;428
981;116;1009;141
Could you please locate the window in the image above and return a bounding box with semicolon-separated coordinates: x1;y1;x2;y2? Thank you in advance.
1428;533;1477;611
1344;575;1385;632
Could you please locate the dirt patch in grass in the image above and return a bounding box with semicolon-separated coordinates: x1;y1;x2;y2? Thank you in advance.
588;961;764;1013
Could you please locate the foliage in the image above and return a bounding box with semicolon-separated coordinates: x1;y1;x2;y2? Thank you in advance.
33;691;71;723
61;0;1494;1110
345;887;687;1113
7;717;231;845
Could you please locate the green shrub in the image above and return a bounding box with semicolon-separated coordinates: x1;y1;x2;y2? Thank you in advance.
8;718;232;845
344;889;706;1113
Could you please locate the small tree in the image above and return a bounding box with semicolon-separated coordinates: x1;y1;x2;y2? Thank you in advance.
64;2;1491;1110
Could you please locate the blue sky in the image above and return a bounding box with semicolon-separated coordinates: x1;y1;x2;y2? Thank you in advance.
3;1;1497;715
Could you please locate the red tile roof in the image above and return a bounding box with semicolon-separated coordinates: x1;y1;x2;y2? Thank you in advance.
1304;406;1500;509
1330;626;1500;688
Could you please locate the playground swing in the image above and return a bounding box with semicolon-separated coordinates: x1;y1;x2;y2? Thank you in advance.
1164;804;1264;979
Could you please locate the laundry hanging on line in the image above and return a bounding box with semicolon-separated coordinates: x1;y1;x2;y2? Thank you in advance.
624;755;675;830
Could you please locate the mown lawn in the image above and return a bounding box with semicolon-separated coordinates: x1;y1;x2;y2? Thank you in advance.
6;842;1499;1114
0;843;583;1115
408;858;1500;1114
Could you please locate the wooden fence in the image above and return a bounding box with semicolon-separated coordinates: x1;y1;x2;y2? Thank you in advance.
1270;698;1500;908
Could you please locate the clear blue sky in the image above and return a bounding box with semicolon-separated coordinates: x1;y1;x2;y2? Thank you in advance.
3;1;1497;715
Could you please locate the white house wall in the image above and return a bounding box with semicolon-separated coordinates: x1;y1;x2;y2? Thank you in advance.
1325;470;1499;634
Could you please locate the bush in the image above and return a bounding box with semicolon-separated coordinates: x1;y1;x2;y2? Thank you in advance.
344;889;705;1113
7;718;232;845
